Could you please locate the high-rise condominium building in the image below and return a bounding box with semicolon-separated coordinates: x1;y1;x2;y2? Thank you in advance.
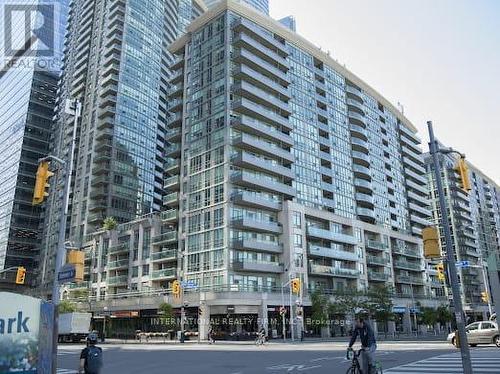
76;0;447;337
424;148;500;319
204;0;269;15
39;0;206;294
0;0;68;284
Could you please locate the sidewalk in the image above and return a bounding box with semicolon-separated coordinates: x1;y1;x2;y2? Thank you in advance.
100;334;447;345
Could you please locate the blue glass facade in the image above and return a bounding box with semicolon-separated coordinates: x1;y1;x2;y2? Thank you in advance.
0;0;68;274
205;0;269;15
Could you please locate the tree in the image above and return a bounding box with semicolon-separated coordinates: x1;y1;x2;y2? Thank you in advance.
158;302;175;329
58;300;77;314
419;307;438;327
436;305;453;325
310;289;329;327
364;285;394;333
102;217;118;231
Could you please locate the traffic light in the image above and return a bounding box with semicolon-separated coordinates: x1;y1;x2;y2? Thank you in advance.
455;157;471;193
423;226;441;258
15;266;26;284
172;280;181;297
481;291;489;303
32;161;54;205
291;278;301;294
436;262;446;282
67;250;85;282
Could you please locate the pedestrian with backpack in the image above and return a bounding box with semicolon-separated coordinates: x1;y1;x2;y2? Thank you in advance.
79;332;103;374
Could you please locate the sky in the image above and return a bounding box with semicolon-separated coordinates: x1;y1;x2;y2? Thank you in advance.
270;0;500;184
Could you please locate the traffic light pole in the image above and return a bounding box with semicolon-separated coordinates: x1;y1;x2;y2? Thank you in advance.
427;121;473;374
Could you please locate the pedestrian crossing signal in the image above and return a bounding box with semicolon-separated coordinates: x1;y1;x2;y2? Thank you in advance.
481;291;489;303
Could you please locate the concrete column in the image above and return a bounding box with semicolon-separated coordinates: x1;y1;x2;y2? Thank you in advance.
388;321;396;335
403;309;412;333
199;303;210;341
259;293;269;335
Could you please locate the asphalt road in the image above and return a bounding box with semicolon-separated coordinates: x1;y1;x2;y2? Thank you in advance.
57;341;465;374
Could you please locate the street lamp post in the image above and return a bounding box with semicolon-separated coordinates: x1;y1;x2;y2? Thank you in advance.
427;121;473;374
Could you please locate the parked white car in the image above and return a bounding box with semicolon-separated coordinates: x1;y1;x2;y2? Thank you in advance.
447;321;500;347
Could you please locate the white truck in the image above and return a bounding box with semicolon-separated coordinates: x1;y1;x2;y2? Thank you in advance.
58;312;92;343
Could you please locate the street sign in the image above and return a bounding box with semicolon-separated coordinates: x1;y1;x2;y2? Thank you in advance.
181;280;197;289
57;264;76;283
456;260;470;268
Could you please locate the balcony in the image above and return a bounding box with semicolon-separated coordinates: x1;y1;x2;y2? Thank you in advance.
108;243;129;254
354;178;373;194
232;133;294;163
352;151;371;167
346;98;365;113
232;98;290;130
395;275;424;285
368;271;390;282
151;268;176;280
306;227;358;245
151;249;177;262
231;191;281;211
357;207;375;220
165;159;180;174
107;257;129;269
309;264;360;278
161;209;178;223
233;65;290;99
230;171;295;198
233;49;289;86
366;255;389;266
350;123;368;141
392;246;420;258
406;179;428;195
231;116;293;146
232;32;289;69
308;244;358;262
348;111;367;127
162;192;179;207
233;259;283;274
108;275;128;285
393;259;422;271
409;203;431;217
399;125;421;144
233;81;290;114
356;192;374;207
410;214;431;227
166;128;181;142
404;168;427;185
152;231;177;245
231;217;282;234
163;176;180;190
346;85;363;103
232;18;289;57
232;238;283;254
366;240;388;251
167;113;182;128
231;152;294;180
351;137;369;154
169;69;183;84
165;144;181;158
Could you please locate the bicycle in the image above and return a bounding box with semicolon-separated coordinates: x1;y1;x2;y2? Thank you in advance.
346;348;383;374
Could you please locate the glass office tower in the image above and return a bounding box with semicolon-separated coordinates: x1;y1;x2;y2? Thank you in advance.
0;0;68;283
39;0;206;294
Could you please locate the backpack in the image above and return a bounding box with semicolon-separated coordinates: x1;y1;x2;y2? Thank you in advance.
86;346;103;373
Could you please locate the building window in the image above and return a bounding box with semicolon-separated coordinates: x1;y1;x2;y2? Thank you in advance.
292;211;301;228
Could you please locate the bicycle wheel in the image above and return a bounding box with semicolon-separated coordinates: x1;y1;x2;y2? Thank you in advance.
345;367;359;374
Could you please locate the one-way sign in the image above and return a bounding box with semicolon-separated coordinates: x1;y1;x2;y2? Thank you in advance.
58;264;76;283
456;260;470;268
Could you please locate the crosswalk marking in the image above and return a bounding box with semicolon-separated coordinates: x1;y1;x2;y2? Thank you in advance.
385;349;500;373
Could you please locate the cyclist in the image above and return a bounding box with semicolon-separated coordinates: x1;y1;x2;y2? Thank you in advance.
256;326;266;345
348;317;377;374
